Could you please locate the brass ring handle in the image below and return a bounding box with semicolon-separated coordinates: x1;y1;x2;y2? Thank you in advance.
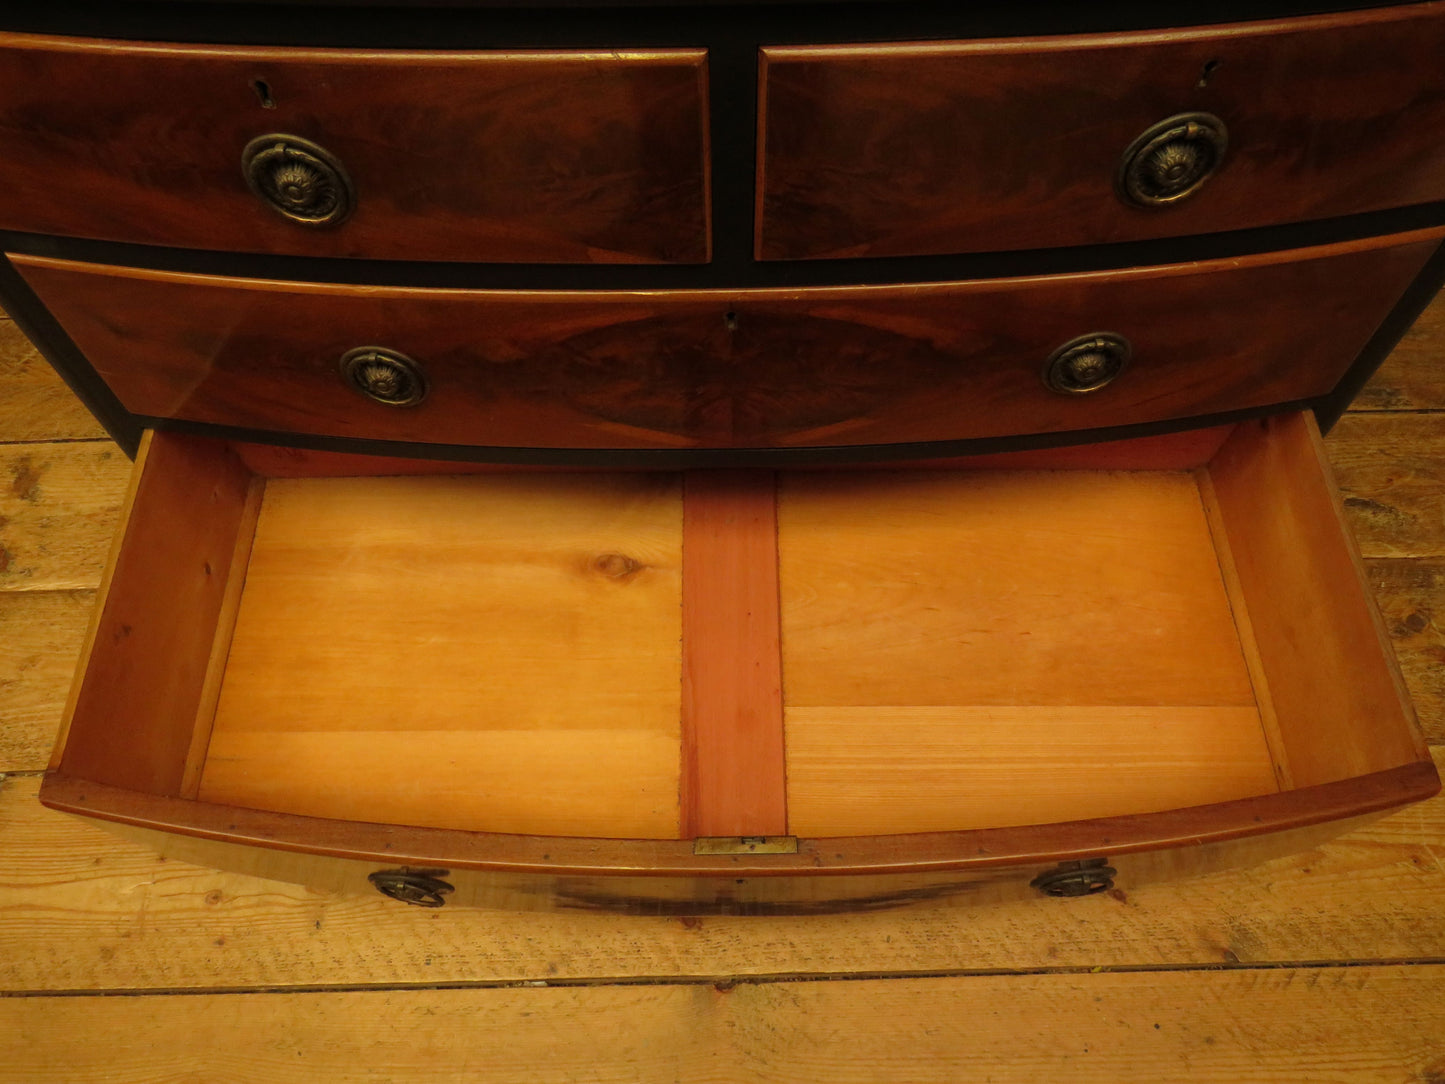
1042;333;1131;395
1030;859;1117;898
242;133;354;226
340;346;429;407
1117;112;1228;208
368;869;454;907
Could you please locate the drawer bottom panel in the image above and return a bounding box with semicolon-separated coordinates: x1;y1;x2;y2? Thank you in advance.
42;414;1438;887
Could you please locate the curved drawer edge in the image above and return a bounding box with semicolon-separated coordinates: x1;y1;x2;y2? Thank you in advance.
38;761;1440;880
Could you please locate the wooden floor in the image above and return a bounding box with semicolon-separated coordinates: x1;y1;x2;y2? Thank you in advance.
2;301;1444;1079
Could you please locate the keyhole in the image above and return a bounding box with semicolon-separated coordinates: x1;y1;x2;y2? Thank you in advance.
251;78;277;109
1196;59;1221;89
724;311;739;332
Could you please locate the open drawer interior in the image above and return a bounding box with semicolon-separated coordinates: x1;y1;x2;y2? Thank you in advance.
48;413;1432;854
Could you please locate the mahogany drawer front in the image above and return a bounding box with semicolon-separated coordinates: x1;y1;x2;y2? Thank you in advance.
14;230;1440;452
0;34;710;264
757;4;1445;261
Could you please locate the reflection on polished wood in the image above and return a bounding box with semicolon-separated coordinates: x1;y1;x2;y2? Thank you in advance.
0;34;710;263
13;230;1442;451
759;6;1445;259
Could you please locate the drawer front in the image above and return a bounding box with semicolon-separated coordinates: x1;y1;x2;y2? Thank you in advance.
758;4;1445;260
13;230;1440;452
42;415;1437;882
0;34;709;264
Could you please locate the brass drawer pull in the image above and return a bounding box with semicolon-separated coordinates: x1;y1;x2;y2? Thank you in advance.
242;133;354;227
340;346;428;407
1043;332;1131;395
1117;112;1228;208
1031;859;1116;898
368;868;454;907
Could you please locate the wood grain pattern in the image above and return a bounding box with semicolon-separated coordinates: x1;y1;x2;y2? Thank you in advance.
0;35;709;264
785;706;1277;837
0;318;106;442
778;467;1273;835
758;5;1445;259
1196;469;1293;790
14;232;1440;451
1207;413;1426;788
1368;558;1445;745
59;433;256;796
43;761;1436;883
3;965;1445;1082
1350;288;1445;411
0;441;129;592
680;472;786;838
200;471;684;839
0;589;93;772
778;469;1256;709
180;476;264;799
1329;412;1445;558
6;765;1445;991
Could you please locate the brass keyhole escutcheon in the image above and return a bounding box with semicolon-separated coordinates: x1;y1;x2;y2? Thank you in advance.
1042;333;1132;395
242;133;354;227
1117;112;1228;208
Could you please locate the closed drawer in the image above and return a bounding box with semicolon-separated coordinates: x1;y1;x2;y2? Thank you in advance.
13;228;1442;452
0;34;710;264
40;413;1438;908
758;4;1445;260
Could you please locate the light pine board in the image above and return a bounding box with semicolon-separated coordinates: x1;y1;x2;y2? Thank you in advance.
1350;287;1445;411
777;469;1257;708
1;295;1444;1080
1366;557;1445;744
2;967;1444;1083
777;468;1272;834
0;590;93;771
0;316;106;443
4;759;1445;992
201;472;685;839
785;705;1278;836
0;441;130;591
1331;411;1445;557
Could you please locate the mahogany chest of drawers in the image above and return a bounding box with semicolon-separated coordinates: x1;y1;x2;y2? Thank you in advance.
3;0;1442;912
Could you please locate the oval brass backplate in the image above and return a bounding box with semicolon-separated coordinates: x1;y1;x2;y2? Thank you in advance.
368;868;454;907
339;346;429;407
1030;859;1117;898
1117;112;1228;208
242;133;354;227
1042;332;1132;395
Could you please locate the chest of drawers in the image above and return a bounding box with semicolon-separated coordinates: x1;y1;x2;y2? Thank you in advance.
4;0;1441;913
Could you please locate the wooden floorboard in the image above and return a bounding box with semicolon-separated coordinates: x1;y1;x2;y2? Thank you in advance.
2;757;1445;992
0;317;106;444
3;966;1444;1083
1;298;1442;1075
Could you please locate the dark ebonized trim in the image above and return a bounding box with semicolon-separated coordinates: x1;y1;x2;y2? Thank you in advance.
0;256;140;456
1;1;1422;48
134;398;1315;470
1315;238;1445;431
7;202;1445;293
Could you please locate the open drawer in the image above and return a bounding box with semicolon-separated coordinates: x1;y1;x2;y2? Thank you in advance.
41;412;1438;912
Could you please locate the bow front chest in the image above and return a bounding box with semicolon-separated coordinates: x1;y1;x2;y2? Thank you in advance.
5;0;1442;911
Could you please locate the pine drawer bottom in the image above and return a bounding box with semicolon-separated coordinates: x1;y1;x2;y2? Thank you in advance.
40;413;1439;912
